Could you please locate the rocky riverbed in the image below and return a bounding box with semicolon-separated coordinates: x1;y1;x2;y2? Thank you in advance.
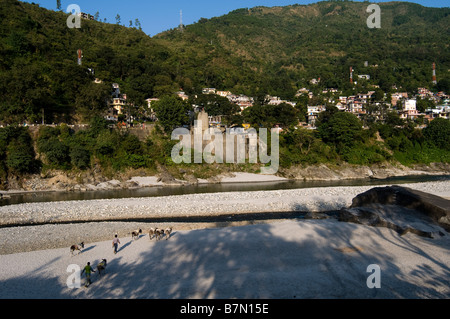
3;162;450;194
0;180;449;255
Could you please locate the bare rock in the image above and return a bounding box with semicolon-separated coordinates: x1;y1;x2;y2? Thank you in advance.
183;174;198;185
340;185;450;238
350;185;450;231
340;204;446;238
156;164;178;184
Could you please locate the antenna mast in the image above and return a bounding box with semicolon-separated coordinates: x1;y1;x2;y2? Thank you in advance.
179;10;184;32
77;49;82;66
432;62;437;85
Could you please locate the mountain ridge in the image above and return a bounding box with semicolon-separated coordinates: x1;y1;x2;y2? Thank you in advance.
157;1;449;94
0;0;449;123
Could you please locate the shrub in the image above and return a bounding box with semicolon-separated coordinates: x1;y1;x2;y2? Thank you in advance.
70;146;91;169
342;143;386;165
95;131;118;156
424;118;450;150
121;134;143;155
39;137;70;168
6;143;38;174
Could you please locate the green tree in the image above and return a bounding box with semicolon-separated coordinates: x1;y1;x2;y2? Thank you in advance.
3;127;39;175
416;97;435;113
6;144;37;174
95;131;118;156
70;145;91;169
269;103;299;128
242;104;267;127
424;118;450;150
38;137;70;168
437;78;450;93
153;96;190;133
135;19;142;30
121;134;143;155
317;111;363;151
75;83;110;122
87;116;110;138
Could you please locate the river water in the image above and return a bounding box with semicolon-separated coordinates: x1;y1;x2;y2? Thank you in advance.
1;174;449;207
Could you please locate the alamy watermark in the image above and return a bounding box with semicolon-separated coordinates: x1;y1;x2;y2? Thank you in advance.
366;4;381;29
66;4;81;29
66;264;81;289
171;121;280;175
366;264;381;289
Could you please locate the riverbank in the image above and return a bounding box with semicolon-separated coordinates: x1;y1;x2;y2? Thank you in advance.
2;162;450;195
0;180;449;255
2;181;449;227
0;180;449;299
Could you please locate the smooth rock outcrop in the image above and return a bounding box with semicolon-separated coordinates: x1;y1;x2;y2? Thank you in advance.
340;185;450;238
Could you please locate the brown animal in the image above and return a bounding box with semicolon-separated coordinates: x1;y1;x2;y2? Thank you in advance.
131;229;142;240
149;228;156;240
155;228;164;241
164;227;173;240
70;242;84;256
97;259;107;277
149;227;164;241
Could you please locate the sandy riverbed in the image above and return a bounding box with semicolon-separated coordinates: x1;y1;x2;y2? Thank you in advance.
0;180;449;255
0;180;449;299
0;219;449;299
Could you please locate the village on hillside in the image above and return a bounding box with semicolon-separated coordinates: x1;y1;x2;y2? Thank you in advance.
106;81;450;131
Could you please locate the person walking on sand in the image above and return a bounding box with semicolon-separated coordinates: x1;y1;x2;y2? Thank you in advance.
112;234;121;254
81;262;95;287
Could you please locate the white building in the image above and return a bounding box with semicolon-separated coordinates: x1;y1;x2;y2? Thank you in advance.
175;91;189;101
145;98;160;121
216;91;232;97
307;105;325;127
267;96;296;107
357;74;371;80
403;99;417;111
202;88;216;95
399;99;420;120
391;92;408;106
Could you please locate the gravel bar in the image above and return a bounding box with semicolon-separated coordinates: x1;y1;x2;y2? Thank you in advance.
0;181;449;255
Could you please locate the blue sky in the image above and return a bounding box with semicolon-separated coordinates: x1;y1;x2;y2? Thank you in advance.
23;0;449;36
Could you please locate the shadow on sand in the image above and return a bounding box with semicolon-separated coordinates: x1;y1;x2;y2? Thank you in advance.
1;207;449;299
63;218;450;299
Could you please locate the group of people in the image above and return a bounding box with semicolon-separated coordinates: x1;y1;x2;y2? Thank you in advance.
80;234;121;287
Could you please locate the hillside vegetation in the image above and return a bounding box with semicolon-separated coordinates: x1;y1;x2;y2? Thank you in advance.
0;0;449;189
1;0;449;123
157;1;450;96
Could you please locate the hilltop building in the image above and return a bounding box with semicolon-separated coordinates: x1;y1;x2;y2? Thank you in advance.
78;12;94;20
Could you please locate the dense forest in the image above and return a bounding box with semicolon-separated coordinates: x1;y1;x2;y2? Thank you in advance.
0;0;449;188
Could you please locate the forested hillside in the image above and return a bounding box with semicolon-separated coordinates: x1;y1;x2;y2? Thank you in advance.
1;0;449;124
0;0;449;189
157;1;450;96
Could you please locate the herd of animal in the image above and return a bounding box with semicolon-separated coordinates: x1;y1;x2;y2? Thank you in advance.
132;227;173;241
69;226;174;282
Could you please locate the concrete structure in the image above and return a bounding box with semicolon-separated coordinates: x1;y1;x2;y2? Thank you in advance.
399;99;421;120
